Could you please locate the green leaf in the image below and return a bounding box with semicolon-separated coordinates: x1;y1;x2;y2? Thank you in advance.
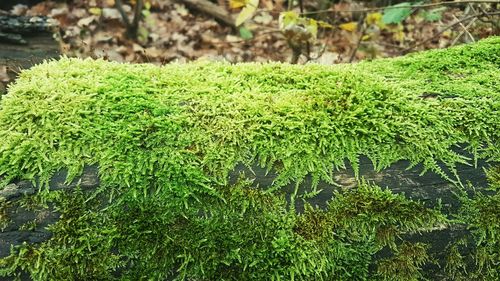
239;27;253;40
235;0;259;26
422;7;446;22
382;2;413;24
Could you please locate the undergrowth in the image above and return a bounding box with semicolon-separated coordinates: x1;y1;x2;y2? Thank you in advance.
0;37;498;280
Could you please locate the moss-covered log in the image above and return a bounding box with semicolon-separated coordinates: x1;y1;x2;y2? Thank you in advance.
0;37;499;280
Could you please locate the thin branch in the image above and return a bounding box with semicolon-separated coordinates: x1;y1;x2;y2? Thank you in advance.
450;17;477;45
131;0;144;34
300;0;500;16
115;0;131;27
115;0;144;39
298;0;311;62
452;14;475;42
451;4;476;46
402;11;500;53
349;14;367;62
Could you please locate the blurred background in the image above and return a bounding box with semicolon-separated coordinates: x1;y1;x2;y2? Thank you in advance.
0;0;499;91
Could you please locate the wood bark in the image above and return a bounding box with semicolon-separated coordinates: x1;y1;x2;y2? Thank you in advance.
0;15;60;94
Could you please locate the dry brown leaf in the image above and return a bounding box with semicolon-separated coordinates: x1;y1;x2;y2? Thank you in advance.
77;16;97;27
11;4;29;16
254;11;273;25
133;43;145;53
102;8;122;20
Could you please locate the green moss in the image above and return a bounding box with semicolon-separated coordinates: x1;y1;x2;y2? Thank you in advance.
376;242;432;281
0;37;499;280
0;37;498;192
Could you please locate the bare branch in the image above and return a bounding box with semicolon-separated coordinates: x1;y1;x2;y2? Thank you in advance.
115;0;131;27
402;11;500;53
452;14;475;42
300;0;500;16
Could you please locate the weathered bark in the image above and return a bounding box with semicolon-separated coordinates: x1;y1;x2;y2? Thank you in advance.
0;0;45;11
0;15;60;94
0;156;492;263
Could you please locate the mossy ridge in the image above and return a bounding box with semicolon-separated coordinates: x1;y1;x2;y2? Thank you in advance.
0;37;499;194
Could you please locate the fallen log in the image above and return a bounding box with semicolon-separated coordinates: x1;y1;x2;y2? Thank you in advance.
0;37;499;280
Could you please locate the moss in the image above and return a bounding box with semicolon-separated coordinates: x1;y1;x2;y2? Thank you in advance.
0;37;498;192
375;242;432;281
0;37;499;280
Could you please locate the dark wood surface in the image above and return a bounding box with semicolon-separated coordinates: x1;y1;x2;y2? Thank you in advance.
0;15;60;94
1;156;492;260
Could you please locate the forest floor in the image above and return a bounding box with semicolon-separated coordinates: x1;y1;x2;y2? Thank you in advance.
2;0;500;64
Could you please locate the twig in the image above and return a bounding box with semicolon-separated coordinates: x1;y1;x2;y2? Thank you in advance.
309;44;327;60
452;14;475;42
132;0;144;36
298;0;311;62
115;0;143;39
300;0;500;15
115;0;131;27
349;14;367;62
450;17;476;45
402;11;500;53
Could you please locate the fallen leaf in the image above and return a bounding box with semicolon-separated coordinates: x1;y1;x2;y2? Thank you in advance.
106;50;124;62
315;51;339;65
339;21;358;32
239;27;253;39
253;11;273;25
49;7;69;17
63;26;82;39
171;32;188;43
174;4;189;17
72;8;87;18
366;12;383;27
226;35;241;42
261;0;273;10
279;11;299;30
102;8;122;20
133;43;145;53
116;46;129;54
235;0;259;26
149;33;160;42
144;47;163;58
77;16;97;27
89;7;102;16
11;4;29;16
94;32;114;43
229;0;246;9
